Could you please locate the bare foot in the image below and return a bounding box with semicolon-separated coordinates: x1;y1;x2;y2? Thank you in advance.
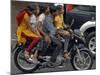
38;55;44;59
31;50;38;61
30;54;40;64
24;50;30;59
64;52;70;60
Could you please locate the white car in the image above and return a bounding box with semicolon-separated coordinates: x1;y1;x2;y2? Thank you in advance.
80;21;96;55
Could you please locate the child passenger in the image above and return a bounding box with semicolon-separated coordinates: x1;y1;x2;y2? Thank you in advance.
54;5;71;59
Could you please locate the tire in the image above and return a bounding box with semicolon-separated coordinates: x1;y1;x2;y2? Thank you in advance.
14;48;39;73
86;32;96;54
71;50;93;70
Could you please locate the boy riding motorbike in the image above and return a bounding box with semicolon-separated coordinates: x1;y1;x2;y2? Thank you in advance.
54;5;72;59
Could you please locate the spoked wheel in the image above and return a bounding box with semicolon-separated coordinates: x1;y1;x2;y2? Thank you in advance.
88;36;96;54
14;48;39;73
86;32;96;55
71;50;93;70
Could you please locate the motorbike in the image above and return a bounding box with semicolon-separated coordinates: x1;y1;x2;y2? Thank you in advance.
13;19;93;73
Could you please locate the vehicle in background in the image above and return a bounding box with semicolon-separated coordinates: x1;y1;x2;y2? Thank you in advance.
80;21;96;55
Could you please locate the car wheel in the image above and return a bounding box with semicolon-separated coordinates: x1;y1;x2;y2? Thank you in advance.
86;32;96;55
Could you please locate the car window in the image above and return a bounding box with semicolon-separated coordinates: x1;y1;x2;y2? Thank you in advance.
74;5;96;12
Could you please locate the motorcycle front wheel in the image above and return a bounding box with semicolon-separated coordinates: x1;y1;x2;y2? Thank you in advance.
71;49;93;70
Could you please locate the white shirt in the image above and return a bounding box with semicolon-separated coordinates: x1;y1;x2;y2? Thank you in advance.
30;14;38;28
38;13;45;24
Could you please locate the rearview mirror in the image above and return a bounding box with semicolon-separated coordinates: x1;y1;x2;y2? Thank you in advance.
70;19;75;27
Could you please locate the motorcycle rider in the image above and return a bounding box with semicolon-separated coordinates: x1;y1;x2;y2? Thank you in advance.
16;4;50;63
29;4;42;63
42;5;62;65
16;5;41;63
30;3;51;61
54;5;72;59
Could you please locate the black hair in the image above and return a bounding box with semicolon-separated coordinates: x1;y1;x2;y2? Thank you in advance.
56;5;63;11
27;3;40;12
50;5;57;14
39;3;49;14
27;5;34;12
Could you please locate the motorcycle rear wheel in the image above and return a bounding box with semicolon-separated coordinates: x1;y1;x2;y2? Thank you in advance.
14;48;39;73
